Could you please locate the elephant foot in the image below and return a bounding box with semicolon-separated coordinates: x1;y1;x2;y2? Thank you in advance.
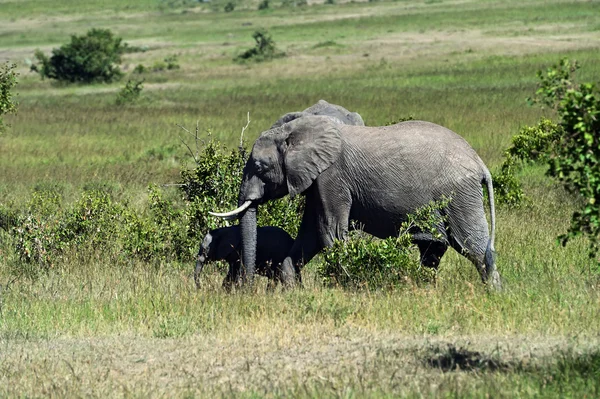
278;260;297;288
487;270;502;292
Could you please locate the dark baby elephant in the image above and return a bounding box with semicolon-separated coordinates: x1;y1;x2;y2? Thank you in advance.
194;225;294;289
211;115;501;290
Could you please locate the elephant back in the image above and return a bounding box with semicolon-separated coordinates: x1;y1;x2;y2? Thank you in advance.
271;100;364;129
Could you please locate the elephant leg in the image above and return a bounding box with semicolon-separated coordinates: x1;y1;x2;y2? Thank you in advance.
278;188;351;287
222;260;242;291
447;196;501;290
278;204;323;286
416;239;448;269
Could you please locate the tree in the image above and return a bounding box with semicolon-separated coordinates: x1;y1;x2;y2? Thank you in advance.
32;28;124;83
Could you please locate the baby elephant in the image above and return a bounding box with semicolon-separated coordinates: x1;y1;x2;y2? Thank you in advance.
194;225;294;289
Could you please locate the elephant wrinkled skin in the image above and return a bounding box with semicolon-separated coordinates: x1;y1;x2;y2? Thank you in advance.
214;115;501;290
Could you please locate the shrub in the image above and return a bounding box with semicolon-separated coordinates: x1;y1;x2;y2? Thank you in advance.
0;62;18;134
133;64;147;74
531;59;600;259
258;0;269;9
115;79;144;105
234;29;284;63
319;199;447;289
151;55;180;72
224;2;235;12
492;118;561;206
32;28;124;83
164;55;180;70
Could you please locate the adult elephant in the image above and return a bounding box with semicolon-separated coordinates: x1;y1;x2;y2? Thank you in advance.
211;116;501;290
270;99;365;129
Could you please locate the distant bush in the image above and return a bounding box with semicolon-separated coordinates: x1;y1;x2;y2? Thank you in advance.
0;62;18;134
151;55;180;72
281;0;307;7
319;199;447;289
224;1;235;12
133;64;147;74
115;79;144;105
32;28;124;83
258;0;269;9
234;29;285;63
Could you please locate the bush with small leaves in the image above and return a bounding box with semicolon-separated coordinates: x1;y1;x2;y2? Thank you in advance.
32;28;124;83
224;2;235;12
164;55;180;70
115;79;144;105
234;29;285;63
0;62;18;134
319;199;447;289
133;64;147;74
258;0;269;9
492;118;561;206
531;59;600;259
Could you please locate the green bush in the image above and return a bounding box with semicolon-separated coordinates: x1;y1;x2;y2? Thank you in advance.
492;118;561;206
151;55;180;72
0;62;18;134
531;59;600;259
32;28;124;83
224;2;235;12
234;29;285;63
319;199;447;289
258;0;269;9
115;79;144;105
164;55;180;70
133;64;147;74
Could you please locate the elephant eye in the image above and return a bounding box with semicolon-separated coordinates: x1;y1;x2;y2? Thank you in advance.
254;159;269;175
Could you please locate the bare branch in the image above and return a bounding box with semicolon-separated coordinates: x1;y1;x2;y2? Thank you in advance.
176;123;199;163
239;112;250;150
178;135;198;164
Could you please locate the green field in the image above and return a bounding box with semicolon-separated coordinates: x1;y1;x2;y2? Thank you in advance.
1;0;600;397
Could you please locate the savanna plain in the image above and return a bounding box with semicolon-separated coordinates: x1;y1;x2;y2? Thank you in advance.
1;0;600;397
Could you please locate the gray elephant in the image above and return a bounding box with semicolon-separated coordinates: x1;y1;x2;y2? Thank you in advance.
211;116;501;290
270;99;365;129
194;225;294;289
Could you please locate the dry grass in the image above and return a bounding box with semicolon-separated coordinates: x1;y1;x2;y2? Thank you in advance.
1;331;598;397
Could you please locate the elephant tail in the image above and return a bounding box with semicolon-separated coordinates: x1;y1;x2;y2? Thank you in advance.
483;171;496;269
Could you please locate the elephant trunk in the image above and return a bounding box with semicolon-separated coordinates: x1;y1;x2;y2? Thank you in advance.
194;254;206;289
240;205;257;283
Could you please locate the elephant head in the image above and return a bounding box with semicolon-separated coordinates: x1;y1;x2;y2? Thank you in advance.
210;116;343;281
270;99;364;129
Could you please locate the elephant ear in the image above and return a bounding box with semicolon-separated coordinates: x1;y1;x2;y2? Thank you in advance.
283;116;343;197
270;112;306;129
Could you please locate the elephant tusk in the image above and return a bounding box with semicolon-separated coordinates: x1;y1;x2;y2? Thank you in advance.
209;200;252;220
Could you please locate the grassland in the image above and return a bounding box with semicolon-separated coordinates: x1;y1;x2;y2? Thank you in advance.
1;0;600;397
